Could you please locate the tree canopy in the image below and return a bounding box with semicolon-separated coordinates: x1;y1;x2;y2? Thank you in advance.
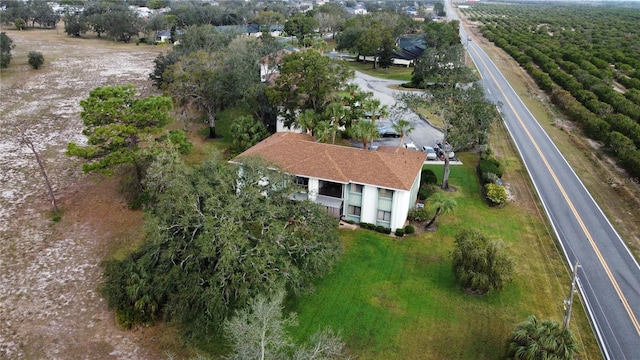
505;315;578;360
284;12;318;43
451;229;514;294
0;32;14;68
1;0;59;28
266;50;354;128
100;154;342;333
224;290;347;360
66;85;173;174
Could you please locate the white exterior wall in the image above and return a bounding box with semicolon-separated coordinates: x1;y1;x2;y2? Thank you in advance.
390;190;411;231
360;185;378;224
392;58;413;67
276;116;305;133
308;178;320;201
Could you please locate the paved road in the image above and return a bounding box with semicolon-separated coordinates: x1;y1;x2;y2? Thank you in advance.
448;2;640;358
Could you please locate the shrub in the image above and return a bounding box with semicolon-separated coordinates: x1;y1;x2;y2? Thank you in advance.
418;185;434;201
451;229;514;294
395;228;405;237
480;146;494;161
407;207;430;222
485;183;507;206
28;51;44;69
404;225;415;234
478;158;503;181
375;225;391;234
360;222;375;230
14;18;26;31
482;172;500;184
0;32;14;68
421;168;438;185
157;130;193;155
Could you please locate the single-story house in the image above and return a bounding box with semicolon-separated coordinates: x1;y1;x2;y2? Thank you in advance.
233;132;425;231
356;35;428;67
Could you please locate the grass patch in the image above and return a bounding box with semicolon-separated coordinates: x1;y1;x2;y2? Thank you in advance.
346;61;413;82
287;154;599;359
182;105;254;165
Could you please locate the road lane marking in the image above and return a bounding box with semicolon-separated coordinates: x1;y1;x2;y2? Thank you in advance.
470;46;640;337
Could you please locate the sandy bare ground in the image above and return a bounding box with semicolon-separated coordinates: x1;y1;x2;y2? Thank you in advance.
0;27;174;359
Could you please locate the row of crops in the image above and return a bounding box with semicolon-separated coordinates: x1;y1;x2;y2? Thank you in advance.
461;3;640;178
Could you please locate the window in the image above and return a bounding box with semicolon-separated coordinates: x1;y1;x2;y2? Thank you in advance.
294;176;309;186
377;210;391;222
348;205;361;216
350;183;363;193
379;188;393;199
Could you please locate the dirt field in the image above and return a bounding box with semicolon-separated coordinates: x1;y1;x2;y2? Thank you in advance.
0;27;177;359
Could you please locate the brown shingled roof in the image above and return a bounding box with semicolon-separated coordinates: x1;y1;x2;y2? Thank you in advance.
234;132;425;191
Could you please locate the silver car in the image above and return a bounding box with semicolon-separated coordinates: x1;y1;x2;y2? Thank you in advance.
422;146;438;160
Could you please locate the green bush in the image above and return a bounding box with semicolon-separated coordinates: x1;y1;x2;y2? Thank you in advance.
418;185;434;201
404;225;415;234
1;32;14;68
482;172;500;184
478;158;503;182
360;222;375;230
167;130;193;155
14;18;26;30
480;146;494;161
395;228;405;237
407;207;430;222
421;168;438;185
28;51;44;70
485;183;507;206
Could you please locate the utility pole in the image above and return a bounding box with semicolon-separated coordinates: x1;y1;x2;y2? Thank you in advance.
563;261;580;329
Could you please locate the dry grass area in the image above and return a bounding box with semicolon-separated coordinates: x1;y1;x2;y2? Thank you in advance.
459;13;640;260
0;27;189;359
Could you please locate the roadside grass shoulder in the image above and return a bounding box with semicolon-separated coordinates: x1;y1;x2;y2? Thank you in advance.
287;153;599;359
462;14;640;260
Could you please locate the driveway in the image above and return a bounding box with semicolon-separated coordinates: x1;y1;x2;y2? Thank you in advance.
351;71;445;152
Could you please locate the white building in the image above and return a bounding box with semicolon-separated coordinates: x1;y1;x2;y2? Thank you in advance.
234;132;425;231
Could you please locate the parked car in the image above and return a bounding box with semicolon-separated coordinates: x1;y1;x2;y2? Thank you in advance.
403;142;418;151
422;146;438;160
378;124;399;138
434;141;455;159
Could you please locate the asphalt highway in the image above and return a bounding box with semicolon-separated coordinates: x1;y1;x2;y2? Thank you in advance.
448;2;640;358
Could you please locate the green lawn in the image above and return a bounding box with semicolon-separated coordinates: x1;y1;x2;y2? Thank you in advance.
287;154;599;359
347;61;413;82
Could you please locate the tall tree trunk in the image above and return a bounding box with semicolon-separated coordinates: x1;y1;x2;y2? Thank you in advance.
208;113;216;139
22;136;59;214
425;207;441;229
441;155;450;190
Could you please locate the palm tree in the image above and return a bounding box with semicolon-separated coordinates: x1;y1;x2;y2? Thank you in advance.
314;121;331;143
362;97;388;123
425;191;456;229
506;315;578;360
297;109;317;135
350;120;379;150
324;102;346;144
392;119;415;147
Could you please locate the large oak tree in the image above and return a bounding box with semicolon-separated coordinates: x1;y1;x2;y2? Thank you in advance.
266;50;353;129
100;154;342;334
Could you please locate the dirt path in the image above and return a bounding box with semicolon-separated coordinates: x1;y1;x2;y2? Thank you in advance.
0;27;172;359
